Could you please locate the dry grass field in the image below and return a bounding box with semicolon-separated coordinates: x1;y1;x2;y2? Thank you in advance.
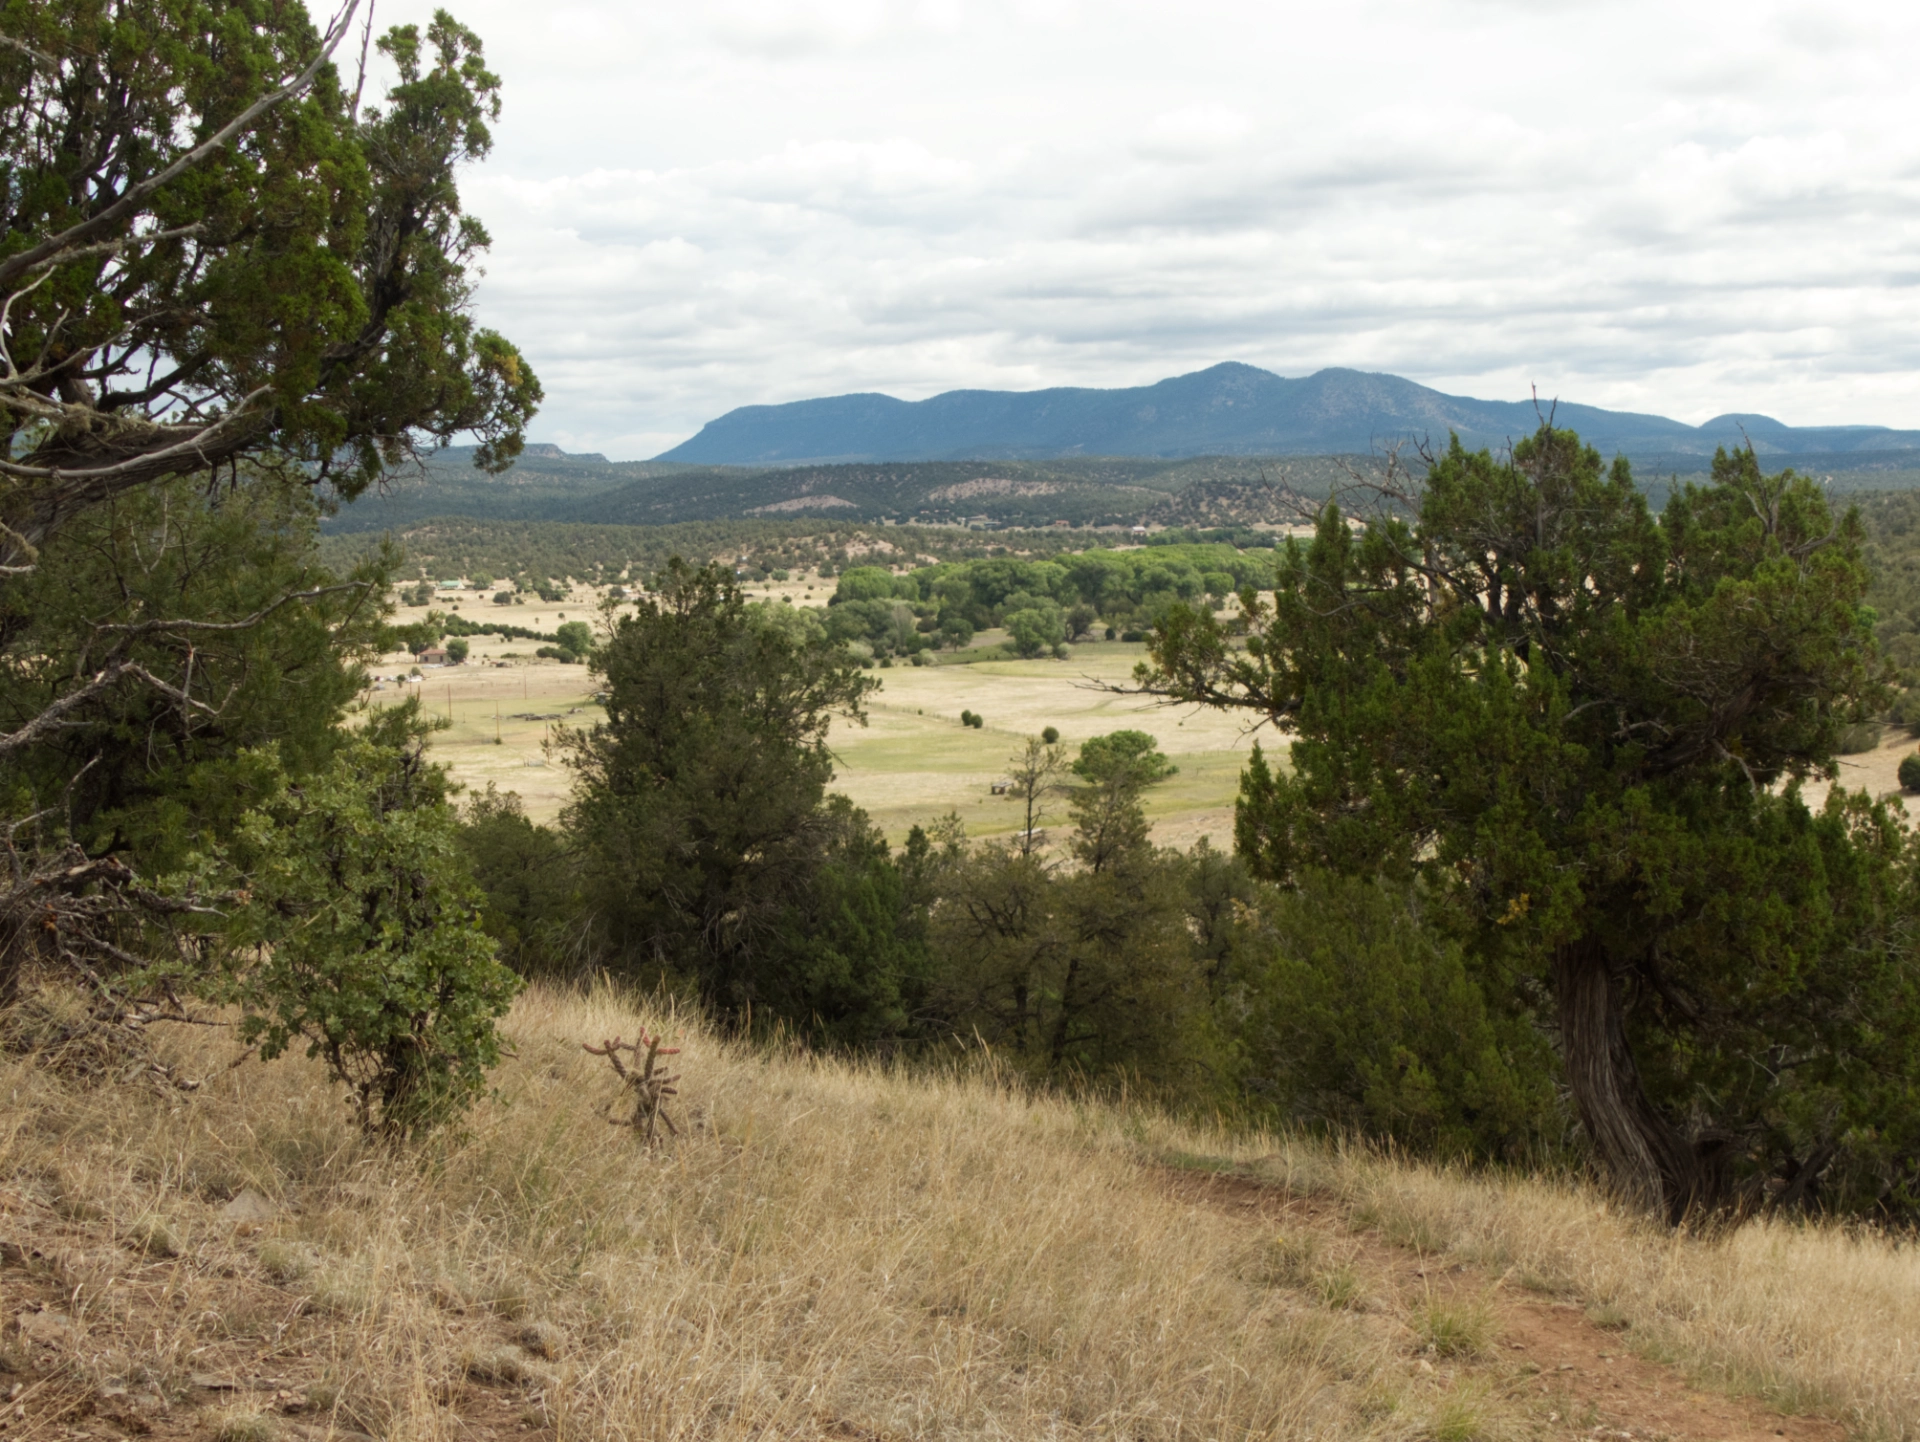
379;585;1258;843
2;985;1915;1442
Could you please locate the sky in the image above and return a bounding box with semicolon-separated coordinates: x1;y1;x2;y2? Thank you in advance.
338;0;1920;458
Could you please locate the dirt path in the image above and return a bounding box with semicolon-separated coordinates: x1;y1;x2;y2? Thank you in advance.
1162;1168;1845;1442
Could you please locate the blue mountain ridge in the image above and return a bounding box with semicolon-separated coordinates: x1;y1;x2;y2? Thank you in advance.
656;363;1920;465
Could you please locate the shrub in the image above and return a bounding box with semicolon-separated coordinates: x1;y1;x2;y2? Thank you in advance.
226;711;522;1136
445;638;470;663
1837;721;1883;754
559;561;917;1034
1891;686;1920;736
1900;753;1920;792
1239;869;1561;1159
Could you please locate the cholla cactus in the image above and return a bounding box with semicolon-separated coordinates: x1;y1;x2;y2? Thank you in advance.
582;1031;681;1144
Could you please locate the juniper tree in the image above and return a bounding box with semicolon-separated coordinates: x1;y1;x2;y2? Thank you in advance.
0;0;540;571
1140;429;1920;1218
563;561;929;1035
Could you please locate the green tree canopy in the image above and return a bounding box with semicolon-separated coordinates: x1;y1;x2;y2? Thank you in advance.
0;0;541;569
1142;429;1917;1218
225;709;521;1136
563;560;907;1023
1069;730;1176;875
0;466;393;873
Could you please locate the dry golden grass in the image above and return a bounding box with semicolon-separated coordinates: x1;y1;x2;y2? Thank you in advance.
0;986;1419;1440
0;986;1914;1441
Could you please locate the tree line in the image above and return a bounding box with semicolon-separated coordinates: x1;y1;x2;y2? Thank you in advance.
820;544;1276;657
315;516;1270;602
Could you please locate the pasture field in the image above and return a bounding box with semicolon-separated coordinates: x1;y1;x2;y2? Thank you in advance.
379;579;1920;841
822;646;1258;848
377;584;1262;842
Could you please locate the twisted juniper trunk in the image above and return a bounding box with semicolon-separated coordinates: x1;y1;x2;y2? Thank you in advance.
1554;936;1708;1224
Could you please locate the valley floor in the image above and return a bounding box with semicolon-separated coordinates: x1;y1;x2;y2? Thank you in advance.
2;987;1915;1442
379;588;1257;845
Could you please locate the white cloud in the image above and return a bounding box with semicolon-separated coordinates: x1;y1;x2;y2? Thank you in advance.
1134;106;1254;163
339;0;1920;455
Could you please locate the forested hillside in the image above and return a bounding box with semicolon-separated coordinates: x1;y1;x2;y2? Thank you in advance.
321;448;1382;531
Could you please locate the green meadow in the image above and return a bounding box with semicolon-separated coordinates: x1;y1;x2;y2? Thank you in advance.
825;641;1258;848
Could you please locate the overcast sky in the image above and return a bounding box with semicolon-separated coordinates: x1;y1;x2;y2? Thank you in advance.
344;0;1920;458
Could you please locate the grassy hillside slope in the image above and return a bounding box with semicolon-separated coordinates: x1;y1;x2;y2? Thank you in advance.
2;987;1915;1442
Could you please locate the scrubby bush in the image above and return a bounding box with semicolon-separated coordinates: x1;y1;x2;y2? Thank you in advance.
1238;871;1561;1157
225;711;522;1136
1838;721;1884;754
1900;753;1920;792
457;787;579;975
561;561;922;1036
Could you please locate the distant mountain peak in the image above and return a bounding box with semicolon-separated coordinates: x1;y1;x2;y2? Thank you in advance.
654;366;1920;467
